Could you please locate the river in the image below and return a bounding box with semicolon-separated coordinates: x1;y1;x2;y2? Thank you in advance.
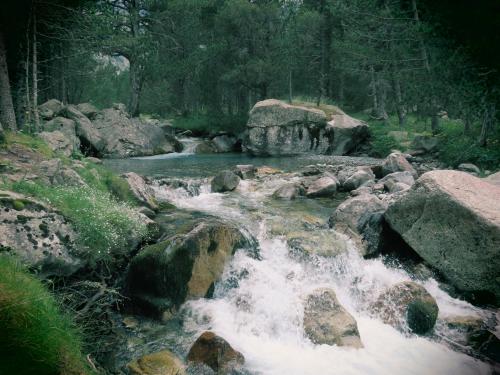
105;146;496;375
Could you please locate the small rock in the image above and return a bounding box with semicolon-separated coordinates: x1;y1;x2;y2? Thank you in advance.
187;331;244;373
304;288;363;348
272;183;303;200
85;157;102;164
211;170;240;192
234;164;256;179
306;176;338;198
128;350;186;375
342;169;375;192
379;171;415;192
381;152;417;178
373;281;438;334
458;163;481;175
256;166;282;176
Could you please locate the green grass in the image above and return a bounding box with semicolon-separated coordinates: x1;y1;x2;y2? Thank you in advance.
172;113;247;136
9;181;150;266
1;131;54;158
0;255;91;375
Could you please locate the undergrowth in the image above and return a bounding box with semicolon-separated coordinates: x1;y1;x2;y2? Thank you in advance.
0;255;91;375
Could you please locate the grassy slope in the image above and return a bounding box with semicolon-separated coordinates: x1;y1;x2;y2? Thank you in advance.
0;255;91;375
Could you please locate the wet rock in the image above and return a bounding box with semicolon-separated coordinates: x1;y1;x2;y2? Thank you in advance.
211;170;240;193
38;159;86;186
287;230;348;258
38;99;64;120
39;131;75;157
194;140;217;154
127;221;245;316
467;329;500;362
212;134;237;153
234;164;256;180
123;172;158;210
484;171;500;187
373;281;438;334
256;166;282;176
458;163;481;176
243;99;328;156
272;183;303;200
127;350;186;375
342;169;375;192
385;170;500;302
381;152;417;178
187;331;245;374
329;194;387;256
304;288;363;348
306;176;338;198
75;102;99;120
0;190;83;276
443;315;484;332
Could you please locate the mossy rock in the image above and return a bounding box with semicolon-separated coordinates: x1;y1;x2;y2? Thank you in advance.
12;200;25;211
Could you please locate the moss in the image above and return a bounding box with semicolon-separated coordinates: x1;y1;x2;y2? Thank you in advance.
407;299;439;334
2;131;54;158
0;255;91;375
12;200;25;211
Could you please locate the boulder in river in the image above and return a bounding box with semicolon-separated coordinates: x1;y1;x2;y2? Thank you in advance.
126;221;245;316
385;170;500;302
329;194;388;257
187;331;245;373
342;169;375;192
304;288;363;348
128;349;186;375
381;152;417;178
234;164;256;179
123;172;158;210
194;140;217;154
244;99;327;156
379;171;415;193
272;183;304;200
211;170;240;192
212;134;238;153
0;190;83;277
326;112;370;155
372;281;438;334
306;176;339;198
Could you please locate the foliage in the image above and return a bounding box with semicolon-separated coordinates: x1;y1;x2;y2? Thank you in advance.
9;181;149;265
1;131;54;158
0;255;91;375
172;113;248;136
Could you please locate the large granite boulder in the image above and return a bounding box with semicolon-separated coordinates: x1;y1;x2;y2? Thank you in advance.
329;194;388;257
326;112;370;155
0;190;83;276
92;106;180;157
342;169;375;192
306;176;339;198
372;281;438;334
484;171;500;187
38;99;64;120
304;288;363;348
61;105;105;155
385;170;500;301
187;332;244;374
43;116;80;150
273;183;304;200
128;350;186;375
75;103;99;120
212;134;238;153
122;172;158;210
39;131;75;157
243;99;328;156
381;152;417;178
127;221;246;316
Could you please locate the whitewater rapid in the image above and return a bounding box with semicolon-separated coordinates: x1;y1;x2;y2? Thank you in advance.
151;174;494;375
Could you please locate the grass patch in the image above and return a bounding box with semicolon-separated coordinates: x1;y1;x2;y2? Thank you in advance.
1;131;54;158
0;255;91;375
9;181;150;266
172;113;247;136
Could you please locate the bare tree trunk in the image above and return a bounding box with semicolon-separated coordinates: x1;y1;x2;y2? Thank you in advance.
0;32;17;131
25;25;32;132
32;10;40;131
288;69;293;104
338;72;345;107
478;103;495;147
128;59;142;117
463;110;471;135
370;66;378;117
392;71;405;127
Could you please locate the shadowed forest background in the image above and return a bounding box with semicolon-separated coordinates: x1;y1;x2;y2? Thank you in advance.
1;0;499;166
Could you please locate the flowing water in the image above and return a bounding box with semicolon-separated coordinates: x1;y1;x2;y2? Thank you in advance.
106;150;497;375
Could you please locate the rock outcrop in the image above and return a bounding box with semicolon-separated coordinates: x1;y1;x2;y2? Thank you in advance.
126;221;246;316
326;112;370;155
303;288;363;348
187;332;244;374
0;190;83;276
123;172;158;210
372;281;438;334
385;170;500;301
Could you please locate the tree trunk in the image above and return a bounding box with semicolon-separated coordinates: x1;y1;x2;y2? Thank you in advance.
392;72;405;127
32;11;40;131
288;69;293;104
431;113;440;135
370;66;378;117
128;59;142;117
0;32;17;131
478;103;495;147
464;110;471;135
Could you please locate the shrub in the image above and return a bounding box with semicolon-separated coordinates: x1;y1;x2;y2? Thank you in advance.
10;181;149;265
0;255;90;375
